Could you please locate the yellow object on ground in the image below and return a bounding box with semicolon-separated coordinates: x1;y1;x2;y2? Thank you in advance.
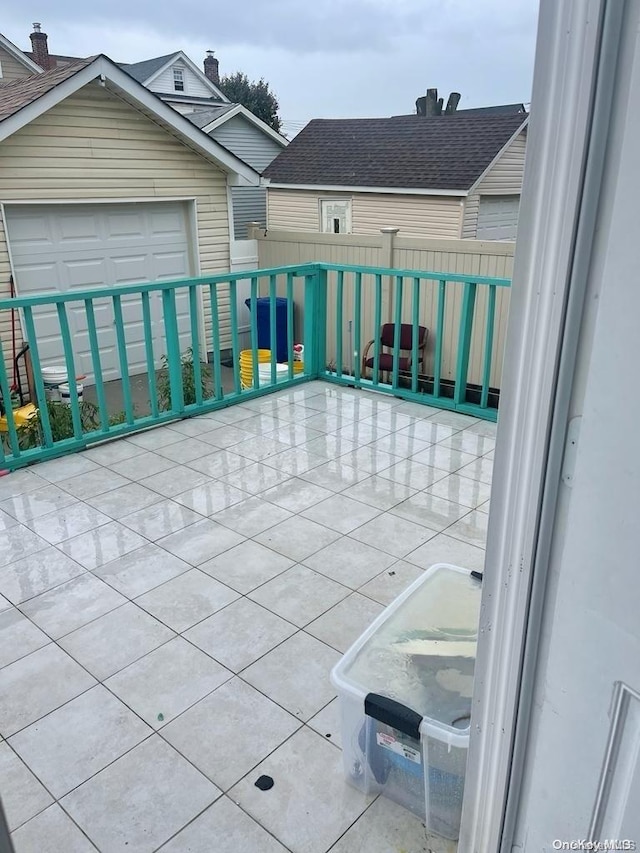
0;403;37;432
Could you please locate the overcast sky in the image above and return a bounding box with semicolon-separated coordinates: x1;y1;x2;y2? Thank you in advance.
2;1;539;134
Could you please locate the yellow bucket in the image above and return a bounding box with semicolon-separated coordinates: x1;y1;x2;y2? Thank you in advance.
0;403;37;433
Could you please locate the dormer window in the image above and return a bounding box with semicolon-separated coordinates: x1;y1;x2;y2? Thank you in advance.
173;67;185;92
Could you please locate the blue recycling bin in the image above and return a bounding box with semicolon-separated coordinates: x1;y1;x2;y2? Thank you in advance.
244;296;289;363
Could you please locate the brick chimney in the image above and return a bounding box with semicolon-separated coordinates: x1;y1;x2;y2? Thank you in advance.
30;23;52;70
203;50;219;85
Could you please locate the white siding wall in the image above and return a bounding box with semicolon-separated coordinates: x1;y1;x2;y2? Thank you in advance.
460;130;527;238
210;114;285;237
0;81;233;366
147;61;213;98
267;189;464;238
0;46;34;82
476;130;527;195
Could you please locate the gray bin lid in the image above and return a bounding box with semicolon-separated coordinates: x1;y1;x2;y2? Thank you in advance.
333;564;482;734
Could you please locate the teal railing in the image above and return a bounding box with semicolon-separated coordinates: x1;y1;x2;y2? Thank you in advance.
0;262;510;470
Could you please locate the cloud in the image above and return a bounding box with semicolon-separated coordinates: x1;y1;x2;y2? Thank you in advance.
1;0;538;121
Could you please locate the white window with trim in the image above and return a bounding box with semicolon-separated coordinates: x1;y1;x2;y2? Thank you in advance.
320;199;352;234
173;66;185;92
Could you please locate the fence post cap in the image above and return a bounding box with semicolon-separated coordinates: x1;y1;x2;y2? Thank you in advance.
379;227;400;234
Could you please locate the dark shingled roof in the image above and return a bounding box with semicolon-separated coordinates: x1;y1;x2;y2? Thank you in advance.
120;53;178;83
0;58;94;122
263;112;527;191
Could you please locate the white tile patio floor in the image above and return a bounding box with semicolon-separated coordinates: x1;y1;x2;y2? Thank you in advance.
0;381;494;853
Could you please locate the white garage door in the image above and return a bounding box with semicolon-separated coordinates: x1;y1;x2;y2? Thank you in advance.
5;202;196;382
476;195;520;240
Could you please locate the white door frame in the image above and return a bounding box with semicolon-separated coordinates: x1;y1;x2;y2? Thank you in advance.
459;1;625;849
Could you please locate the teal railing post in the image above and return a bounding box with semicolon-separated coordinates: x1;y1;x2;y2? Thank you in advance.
85;298;110;432
249;277;259;390
112;295;134;425
411;277;420;393
140;292;159;419
433;280;446;400
354;271;362;382
56;303;83;440
229;281;241;395
372;274;382;386
22;306;53;448
188;285;203;406
162;287;184;414
269;275;277;385
286;273;294;380
392;275;403;389
303;267;325;378
453;282;477;408
208;284;223;401
0;343;20;460
480;285;497;409
335;270;344;378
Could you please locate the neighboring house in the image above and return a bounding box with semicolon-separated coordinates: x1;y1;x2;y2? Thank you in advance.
0;31;42;81
120;50;228;114
15;24;288;237
0;55;260;377
189;105;288;238
264;111;528;240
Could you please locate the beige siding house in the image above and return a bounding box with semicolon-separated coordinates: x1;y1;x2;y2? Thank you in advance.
265;111;528;240
0;55;259;375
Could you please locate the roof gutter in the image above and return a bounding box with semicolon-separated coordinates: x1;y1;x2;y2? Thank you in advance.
266;182;468;197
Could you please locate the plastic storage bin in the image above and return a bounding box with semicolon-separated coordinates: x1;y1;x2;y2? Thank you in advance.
244;297;290;362
330;563;482;840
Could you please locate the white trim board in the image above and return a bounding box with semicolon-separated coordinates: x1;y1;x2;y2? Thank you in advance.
0;56;260;186
266;182;467;197
459;1;623;850
0;32;43;74
201;104;289;148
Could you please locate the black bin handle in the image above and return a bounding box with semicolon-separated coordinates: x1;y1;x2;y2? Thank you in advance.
365;693;423;741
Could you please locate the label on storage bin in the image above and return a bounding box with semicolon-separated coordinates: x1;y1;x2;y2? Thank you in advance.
375;731;422;764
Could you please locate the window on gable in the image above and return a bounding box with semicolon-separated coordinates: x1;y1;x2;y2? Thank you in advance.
173;67;185;92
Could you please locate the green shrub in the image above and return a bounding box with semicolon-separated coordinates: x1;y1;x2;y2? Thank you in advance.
156;348;211;411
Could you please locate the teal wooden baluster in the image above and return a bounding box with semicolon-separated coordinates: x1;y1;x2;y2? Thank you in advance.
189;285;203;406
411;277;420;393
0;343;19;459
250;277;259;390
229;281;241;394
335;270;344;378
453;282;477;408
112;295;134;424
354;271;362;382
303;272;318;377
56;303;83;440
140;292;158;419
392;275;403;390
481;285;497;409
161;288;184;414
22;307;53;448
433;280;446;399
209;284;223;401
286;272;294;380
85;298;109;432
317;267;328;376
269;275;277;385
372;274;382;386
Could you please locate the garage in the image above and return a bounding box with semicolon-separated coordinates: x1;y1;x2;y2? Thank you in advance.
476;195;520;240
5;201;196;382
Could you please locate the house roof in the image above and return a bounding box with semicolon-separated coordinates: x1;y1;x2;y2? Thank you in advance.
263;112;527;193
0;58;92;121
0;55;260;186
454;103;526;116
119;53;178;83
187;104;237;127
